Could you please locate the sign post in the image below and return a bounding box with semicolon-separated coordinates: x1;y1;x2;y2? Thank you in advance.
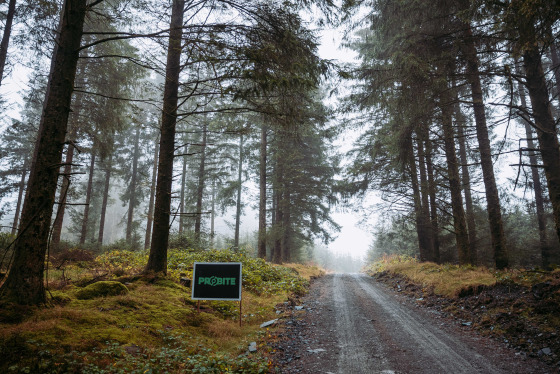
191;262;243;325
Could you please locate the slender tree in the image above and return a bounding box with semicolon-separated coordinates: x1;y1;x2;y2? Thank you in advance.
145;0;185;274
144;135;159;250
0;0;88;305
257;124;268;259
79;148;96;244
0;0;16;86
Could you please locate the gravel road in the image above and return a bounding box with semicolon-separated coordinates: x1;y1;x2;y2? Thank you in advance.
273;273;556;373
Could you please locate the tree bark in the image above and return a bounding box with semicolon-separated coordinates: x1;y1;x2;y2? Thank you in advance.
424;137;440;263
0;0;16;86
408;136;431;262
144;136;159;250
234;134;243;248
11;157;28;236
440;92;470;265
456;112;478;265
210;179;215;248
194;122;207;241
51;141;75;244
517;76;549;267
145;0;185;274
273;152;283;264
126;127;140;243
0;0;87;305
521;25;560;265
416;133;435;262
462;26;508;269
178;144;187;235
257;125;267;259
549;41;560;106
281;186;291;263
79;149;96;244
98;153;112;245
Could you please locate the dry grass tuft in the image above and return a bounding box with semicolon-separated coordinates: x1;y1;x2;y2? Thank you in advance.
282;263;325;280
368;256;497;298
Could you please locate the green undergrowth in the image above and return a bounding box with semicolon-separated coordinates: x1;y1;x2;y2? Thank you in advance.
0;248;322;373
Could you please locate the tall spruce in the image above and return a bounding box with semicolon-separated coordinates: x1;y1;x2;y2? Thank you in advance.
0;0;88;305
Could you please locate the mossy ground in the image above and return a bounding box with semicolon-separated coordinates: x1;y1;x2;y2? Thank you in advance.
0;249;323;373
366;255;560;367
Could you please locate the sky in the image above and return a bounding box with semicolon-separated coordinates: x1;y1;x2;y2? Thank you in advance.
313;24;374;261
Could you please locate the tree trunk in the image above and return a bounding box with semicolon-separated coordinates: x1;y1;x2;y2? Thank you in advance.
424;137;440;263
0;0;16;86
234;134;243;248
98;153;112;245
51;142;75;244
126;127;140;243
79;150;96;245
11;157;29;236
462;26;508;269
408;136;430;262
440;91;470;264
273;153;283;264
416;133;435;262
456;111;478;265
210;179;215;248
194;122;207;241
521;29;560;266
281;187;291;263
145;0;185;274
517;76;549;267
549;42;560;106
257;125;267;259
270;187;277;262
144;136;159;250
0;0;87;305
178;144;187;235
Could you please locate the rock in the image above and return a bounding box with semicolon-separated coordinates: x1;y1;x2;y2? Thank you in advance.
180;277;191;287
248;342;257;352
307;348;326;354
260;319;278;328
541;347;552;356
461;321;472;326
295;306;304;311
75;281;129;300
124;344;141;355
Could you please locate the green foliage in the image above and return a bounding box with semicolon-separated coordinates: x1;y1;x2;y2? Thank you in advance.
5;335;271;374
75;281;129;300
95;250;149;276
94;248;309;297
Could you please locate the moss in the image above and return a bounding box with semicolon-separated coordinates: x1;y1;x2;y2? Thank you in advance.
75;281;129;300
49;290;72;306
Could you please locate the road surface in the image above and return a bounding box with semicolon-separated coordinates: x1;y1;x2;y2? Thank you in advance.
274;273;555;373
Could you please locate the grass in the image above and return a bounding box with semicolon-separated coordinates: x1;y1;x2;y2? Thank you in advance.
0;248;322;373
365;255;496;298
365;255;560;298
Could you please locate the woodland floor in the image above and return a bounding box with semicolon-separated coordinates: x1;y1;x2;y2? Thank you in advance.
267;273;559;373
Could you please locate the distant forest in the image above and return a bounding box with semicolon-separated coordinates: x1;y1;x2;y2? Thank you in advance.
0;0;559;305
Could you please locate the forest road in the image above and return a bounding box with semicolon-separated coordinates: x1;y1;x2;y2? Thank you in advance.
274;273;555;374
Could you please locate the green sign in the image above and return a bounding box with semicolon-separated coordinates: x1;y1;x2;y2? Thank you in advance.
191;262;242;300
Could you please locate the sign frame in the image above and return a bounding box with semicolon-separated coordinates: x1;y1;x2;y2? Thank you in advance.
191;262;243;301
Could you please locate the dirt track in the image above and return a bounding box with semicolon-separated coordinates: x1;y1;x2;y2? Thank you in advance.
272;273;556;373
